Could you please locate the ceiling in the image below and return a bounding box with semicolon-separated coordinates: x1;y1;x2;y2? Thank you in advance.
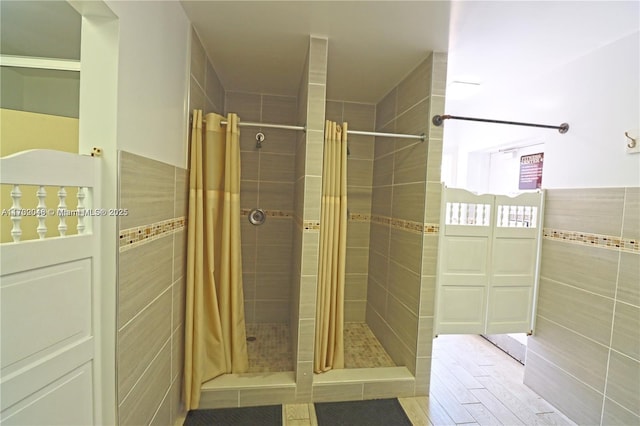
1;1;636;107
181;1;451;103
181;1;639;105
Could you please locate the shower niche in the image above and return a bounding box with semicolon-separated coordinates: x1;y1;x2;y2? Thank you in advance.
198;35;447;408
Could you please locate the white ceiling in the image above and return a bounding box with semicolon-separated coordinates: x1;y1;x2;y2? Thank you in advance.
181;1;639;106
181;1;451;103
2;1;637;107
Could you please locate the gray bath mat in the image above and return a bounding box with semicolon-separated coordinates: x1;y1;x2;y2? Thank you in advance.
183;404;282;425
314;398;412;426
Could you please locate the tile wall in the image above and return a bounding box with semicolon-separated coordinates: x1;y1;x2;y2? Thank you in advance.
325;100;376;322
225;91;298;324
524;187;640;425
116;151;188;426
113;27;228;425
366;52;447;395
189;28;225;115
290;46;310;372
291;36;329;402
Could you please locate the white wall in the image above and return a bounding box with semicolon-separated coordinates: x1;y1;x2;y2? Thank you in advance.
106;0;190;169
0;67;24;110
0;68;79;117
448;31;640;190
540;31;639;188
23;70;80;118
70;1;191;423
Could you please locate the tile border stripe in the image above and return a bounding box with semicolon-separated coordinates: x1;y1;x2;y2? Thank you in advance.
293;212;439;235
543;228;639;253
368;213;439;235
119;216;186;252
240;208;293;219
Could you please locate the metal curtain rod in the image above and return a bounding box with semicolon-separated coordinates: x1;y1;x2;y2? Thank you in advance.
219;120;305;131
432;114;569;134
348;129;425;141
218;120;426;141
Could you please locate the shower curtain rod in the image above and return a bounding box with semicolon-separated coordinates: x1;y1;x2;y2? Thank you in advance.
217;120;426;141
432;114;570;134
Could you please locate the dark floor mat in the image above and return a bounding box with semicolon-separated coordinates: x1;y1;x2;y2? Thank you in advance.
183;405;282;426
314;398;412;426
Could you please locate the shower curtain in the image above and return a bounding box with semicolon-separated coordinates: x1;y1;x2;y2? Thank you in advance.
314;120;348;373
184;110;248;409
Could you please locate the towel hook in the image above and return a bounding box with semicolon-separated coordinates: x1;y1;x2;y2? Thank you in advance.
625;131;637;148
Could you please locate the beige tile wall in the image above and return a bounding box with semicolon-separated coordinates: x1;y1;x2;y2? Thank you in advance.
366;53;447;396
291;36;328;402
116;28;226;425
290;48;310;366
226;91;297;324
190;27;225;115
524;187;640;425
117;151;188;426
325;100;376;321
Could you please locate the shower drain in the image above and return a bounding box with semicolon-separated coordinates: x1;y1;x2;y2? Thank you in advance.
246;336;257;342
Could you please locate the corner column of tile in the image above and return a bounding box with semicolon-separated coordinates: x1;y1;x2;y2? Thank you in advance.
416;51;447;396
295;36;328;403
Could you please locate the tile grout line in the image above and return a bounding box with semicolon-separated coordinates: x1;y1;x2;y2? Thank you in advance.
600;194;627;425
118;337;172;410
541;273;620;301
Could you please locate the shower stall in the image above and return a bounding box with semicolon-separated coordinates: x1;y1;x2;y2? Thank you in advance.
198;35;447;407
231;90;300;374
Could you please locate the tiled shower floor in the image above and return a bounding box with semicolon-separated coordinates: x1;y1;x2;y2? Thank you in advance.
244;322;395;373
245;323;293;373
344;322;396;368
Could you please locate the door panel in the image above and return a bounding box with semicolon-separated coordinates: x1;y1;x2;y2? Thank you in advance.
436;287;486;334
0;150;100;425
1;363;93;426
491;238;537;285
1;260;91;373
440;237;489;286
435;185;543;336
486;287;533;334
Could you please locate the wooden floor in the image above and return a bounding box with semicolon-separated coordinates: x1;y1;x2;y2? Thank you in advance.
282;335;577;426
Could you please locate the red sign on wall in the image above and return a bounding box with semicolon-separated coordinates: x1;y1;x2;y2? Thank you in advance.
519;152;544;190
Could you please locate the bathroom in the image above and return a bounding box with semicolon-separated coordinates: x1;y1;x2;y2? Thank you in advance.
1;1;638;426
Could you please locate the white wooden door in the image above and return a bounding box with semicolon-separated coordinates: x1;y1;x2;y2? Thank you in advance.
1;150;100;426
486;193;542;334
435;186;543;336
435;189;494;334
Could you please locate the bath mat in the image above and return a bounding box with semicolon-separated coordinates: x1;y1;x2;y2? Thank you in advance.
183;404;282;425
314;398;412;426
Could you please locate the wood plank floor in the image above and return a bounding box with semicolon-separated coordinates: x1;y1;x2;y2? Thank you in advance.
283;335;577;426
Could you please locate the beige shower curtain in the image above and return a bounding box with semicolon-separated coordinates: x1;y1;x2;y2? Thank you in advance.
314;120;348;373
184;110;248;409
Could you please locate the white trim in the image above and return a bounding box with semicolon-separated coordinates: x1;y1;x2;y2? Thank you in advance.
0;55;80;72
74;2;119;424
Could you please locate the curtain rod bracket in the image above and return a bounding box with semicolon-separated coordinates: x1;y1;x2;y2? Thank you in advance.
432;115;445;127
558;123;569;134
432;114;570;134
